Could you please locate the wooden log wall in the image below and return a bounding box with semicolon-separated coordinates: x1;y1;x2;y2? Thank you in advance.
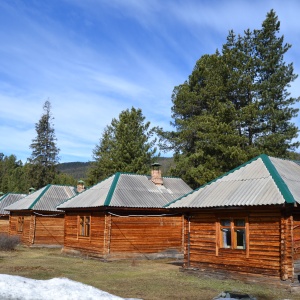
32;215;64;246
109;215;184;256
9;213;32;246
280;212;293;280
186;207;293;280
293;211;300;260
0;217;9;234
63;212;184;259
292;210;300;282
63;212;106;257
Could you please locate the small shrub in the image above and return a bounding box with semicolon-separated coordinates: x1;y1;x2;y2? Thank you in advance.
0;234;20;251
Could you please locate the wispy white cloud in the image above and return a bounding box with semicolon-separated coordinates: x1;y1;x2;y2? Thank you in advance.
0;0;300;163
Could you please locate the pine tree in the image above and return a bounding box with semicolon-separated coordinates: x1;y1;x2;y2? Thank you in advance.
161;10;299;188
87;107;158;185
87;125;114;184
222;29;261;147
253;9;299;155
0;154;25;193
28;100;60;189
163;53;251;188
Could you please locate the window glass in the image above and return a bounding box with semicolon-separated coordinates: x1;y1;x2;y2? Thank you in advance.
234;219;245;227
85;217;90;237
235;229;245;249
17;216;24;232
219;218;246;250
79;217;84;236
79;216;90;237
221;228;231;248
221;219;231;226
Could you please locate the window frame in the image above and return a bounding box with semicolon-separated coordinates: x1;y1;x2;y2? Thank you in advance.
17;216;24;232
216;215;249;257
78;215;91;238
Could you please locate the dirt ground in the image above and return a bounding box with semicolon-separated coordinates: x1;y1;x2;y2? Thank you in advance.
0;246;299;300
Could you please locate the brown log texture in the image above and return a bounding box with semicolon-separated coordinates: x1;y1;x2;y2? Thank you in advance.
32;215;64;245
109;215;183;254
63;212;184;258
9;213;32;246
0;217;9;234
63;212;106;257
9;213;64;246
184;207;293;280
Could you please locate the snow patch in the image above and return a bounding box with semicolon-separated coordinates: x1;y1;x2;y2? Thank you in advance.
0;274;141;300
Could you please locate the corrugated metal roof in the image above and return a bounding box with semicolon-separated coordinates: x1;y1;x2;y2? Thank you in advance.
0;193;27;215
168;155;300;208
58;176;114;209
58;173;192;209
270;156;300;203
5;185;77;212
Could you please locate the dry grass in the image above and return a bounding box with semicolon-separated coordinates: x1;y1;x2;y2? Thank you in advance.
0;246;298;300
0;234;20;250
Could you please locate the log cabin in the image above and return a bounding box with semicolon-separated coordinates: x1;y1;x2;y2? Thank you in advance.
0;193;26;234
166;154;300;286
5;184;77;247
57;164;192;259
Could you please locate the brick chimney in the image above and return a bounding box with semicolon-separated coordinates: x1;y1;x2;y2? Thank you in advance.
77;180;85;193
151;163;163;185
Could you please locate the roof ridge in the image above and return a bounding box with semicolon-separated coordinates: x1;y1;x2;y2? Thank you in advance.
58;173;118;209
29;184;51;209
261;155;295;204
104;172;121;206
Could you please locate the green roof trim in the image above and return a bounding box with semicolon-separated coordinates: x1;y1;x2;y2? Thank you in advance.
261;154;295;204
164;154;264;208
104;172;121;206
0;193;8;201
29;184;51;209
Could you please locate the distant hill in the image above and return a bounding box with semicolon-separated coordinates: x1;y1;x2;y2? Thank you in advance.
57;157;174;180
57;162;91;180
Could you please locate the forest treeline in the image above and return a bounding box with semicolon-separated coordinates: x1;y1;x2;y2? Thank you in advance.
0;154;174;194
57;157;174;181
57;162;91;180
1;9;300;194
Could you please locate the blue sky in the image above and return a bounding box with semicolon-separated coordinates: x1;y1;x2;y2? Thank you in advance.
1;0;300;163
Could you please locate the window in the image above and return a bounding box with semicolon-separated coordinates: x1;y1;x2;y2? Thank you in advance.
17;216;24;232
220;218;246;250
79;216;90;237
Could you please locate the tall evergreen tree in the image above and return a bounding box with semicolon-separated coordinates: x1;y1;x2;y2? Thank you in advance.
222;29;261;147
0;154;25;193
162;53;251;188
253;9;299;155
87;107;158;185
28;100;60;189
161;10;299;188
